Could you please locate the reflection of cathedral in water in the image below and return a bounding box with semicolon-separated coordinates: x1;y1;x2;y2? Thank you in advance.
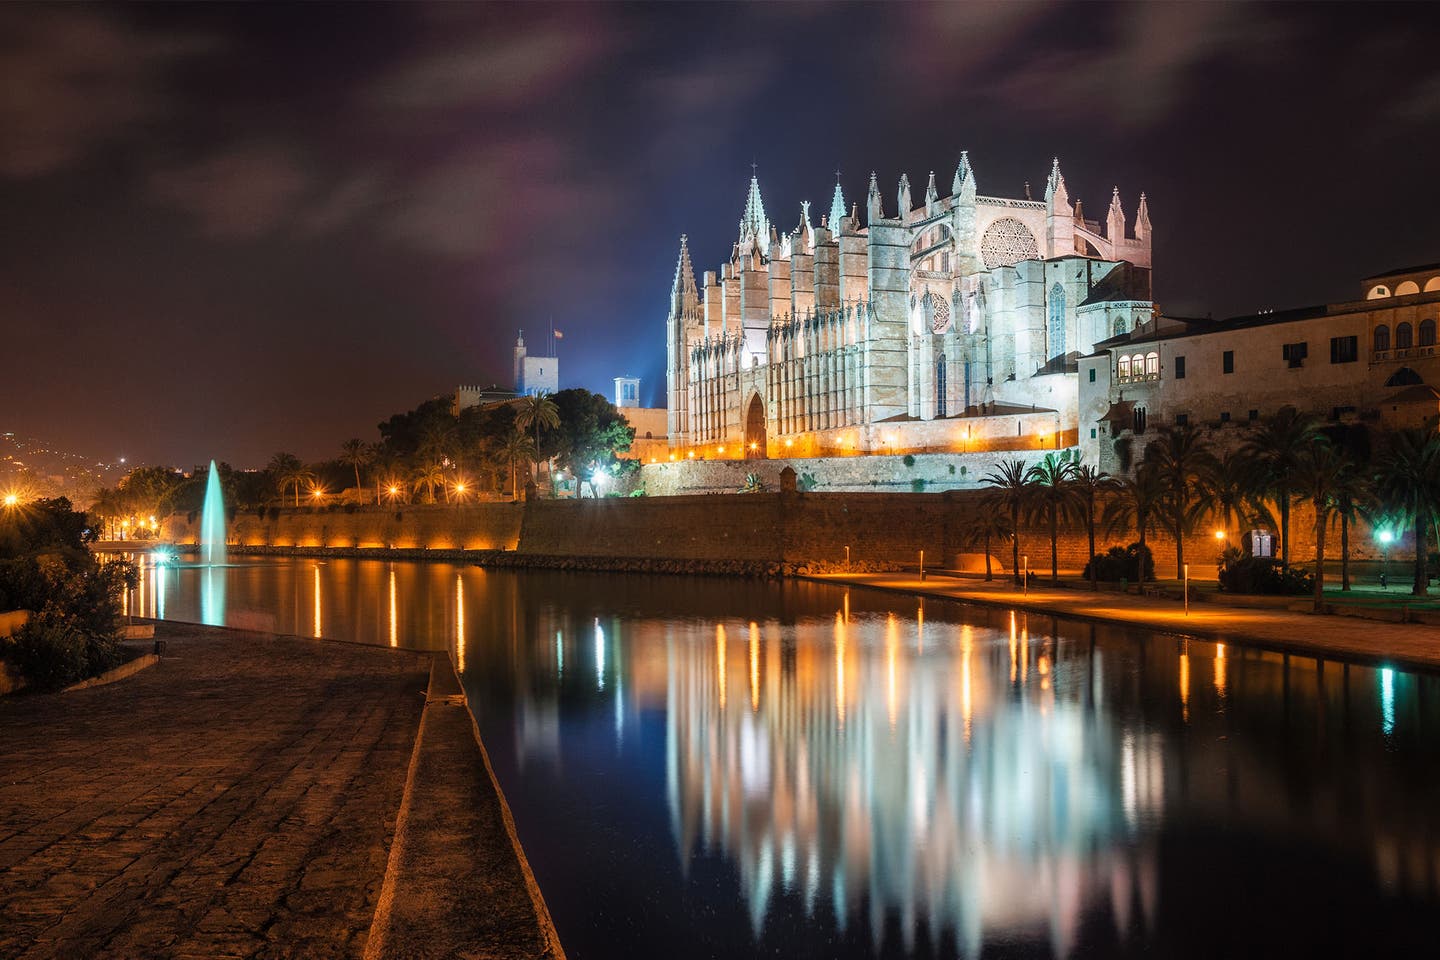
662;607;1162;957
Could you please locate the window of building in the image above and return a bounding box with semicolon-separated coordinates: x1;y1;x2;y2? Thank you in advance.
1048;283;1066;359
1330;335;1358;364
1282;342;1308;367
1089;368;1096;383
1248;409;1259;421
1117;355;1131;380
1174;356;1186;379
1220;411;1231;422
1132;406;1147;434
1397;322;1414;349
1223;350;1234;374
1114;317;1127;337
1090;428;1097;439
1374;324;1391;352
1421;319;1436;347
1175;413;1189;426
1144;352;1159;378
935;356;947;417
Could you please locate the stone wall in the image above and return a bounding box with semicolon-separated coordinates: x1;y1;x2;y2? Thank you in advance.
158;492;1390;581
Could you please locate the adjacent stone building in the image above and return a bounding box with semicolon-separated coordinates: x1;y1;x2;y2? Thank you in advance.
665;156;1154;459
1079;263;1440;472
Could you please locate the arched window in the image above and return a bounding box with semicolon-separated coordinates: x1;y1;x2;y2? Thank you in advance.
935;355;947;417
1117;355;1131;380
1397;322;1414;349
1367;285;1391;300
1145;352;1160;378
1396;281;1420;296
1421;319;1436;347
1374;324;1391;352
1048;283;1066;359
1114;316;1128;336
1132;406;1147;434
1425;277;1440;293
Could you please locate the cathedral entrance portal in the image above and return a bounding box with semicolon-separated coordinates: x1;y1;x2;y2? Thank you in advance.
744;394;767;459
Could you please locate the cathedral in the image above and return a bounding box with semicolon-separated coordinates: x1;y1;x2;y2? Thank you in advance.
665;155;1154;459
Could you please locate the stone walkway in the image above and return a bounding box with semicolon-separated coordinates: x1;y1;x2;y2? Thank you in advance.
812;573;1440;671
0;622;430;959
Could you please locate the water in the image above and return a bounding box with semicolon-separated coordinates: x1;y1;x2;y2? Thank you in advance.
133;558;1440;958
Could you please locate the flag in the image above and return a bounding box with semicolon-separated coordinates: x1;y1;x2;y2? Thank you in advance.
553;330;564;339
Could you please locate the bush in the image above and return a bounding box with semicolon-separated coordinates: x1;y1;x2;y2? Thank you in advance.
1217;548;1314;595
902;454;916;467
1083;542;1154;582
4;615;123;691
911;479;926;492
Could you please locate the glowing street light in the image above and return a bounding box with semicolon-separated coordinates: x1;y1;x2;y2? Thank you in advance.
2;493;17;508
1377;528;1394;589
1214;529;1226;541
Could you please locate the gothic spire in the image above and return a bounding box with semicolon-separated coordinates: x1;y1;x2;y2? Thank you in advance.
829;174;846;236
671;234;699;314
897;173;912;218
866;171;883;222
925;170;939;214
739;172;770;255
952;150;975;196
1044;157;1071;207
1135;191;1151;241
1106;187;1127;241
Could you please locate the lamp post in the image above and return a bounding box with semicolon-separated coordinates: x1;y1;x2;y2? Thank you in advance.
1378;528;1394;590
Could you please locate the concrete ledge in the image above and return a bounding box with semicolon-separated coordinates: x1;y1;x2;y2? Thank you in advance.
365;654;565;959
62;652;159;692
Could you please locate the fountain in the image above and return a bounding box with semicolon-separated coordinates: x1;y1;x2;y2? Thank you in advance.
198;460;227;626
199;460;227;567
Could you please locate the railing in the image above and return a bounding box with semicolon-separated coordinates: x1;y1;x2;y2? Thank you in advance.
1115;372;1161;385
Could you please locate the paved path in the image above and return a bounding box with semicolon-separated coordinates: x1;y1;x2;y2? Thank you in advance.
811;573;1440;671
0;622;430;959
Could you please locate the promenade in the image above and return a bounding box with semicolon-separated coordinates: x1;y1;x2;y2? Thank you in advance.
813;572;1440;672
0;622;562;960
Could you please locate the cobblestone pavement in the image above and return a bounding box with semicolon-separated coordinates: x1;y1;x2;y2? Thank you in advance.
0;622;430;959
815;573;1440;670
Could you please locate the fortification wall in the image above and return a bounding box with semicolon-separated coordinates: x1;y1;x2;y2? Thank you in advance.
157;493;1380;581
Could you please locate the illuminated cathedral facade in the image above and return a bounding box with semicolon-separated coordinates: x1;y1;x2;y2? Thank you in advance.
665;155;1154;458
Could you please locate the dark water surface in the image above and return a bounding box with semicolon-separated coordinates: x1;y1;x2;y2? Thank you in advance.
137;557;1440;958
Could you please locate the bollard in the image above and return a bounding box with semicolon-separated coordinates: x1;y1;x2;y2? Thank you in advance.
919;549;926;581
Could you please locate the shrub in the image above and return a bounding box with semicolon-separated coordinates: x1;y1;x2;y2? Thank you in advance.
1083;542;1154;582
798;472;818;492
911;479;926;492
1217;548;1314;595
5;616;122;691
902;454;916;467
740;473;766;494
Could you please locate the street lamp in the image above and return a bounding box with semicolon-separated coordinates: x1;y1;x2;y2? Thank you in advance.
2;493;17;508
1377;528;1394;589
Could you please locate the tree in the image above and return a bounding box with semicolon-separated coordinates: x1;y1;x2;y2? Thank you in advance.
1290;437;1350;612
1143;423;1216;579
545;389;636;483
412;461;446;505
515;391;561;482
498;429;536;502
1103;464;1164;573
960;492;1013;582
981;459;1031;584
339;439;370;498
267;452;313;507
1071;463;1117;590
1202;449;1259;544
1241;406;1323;569
1025;452;1079;582
1373;428;1440;596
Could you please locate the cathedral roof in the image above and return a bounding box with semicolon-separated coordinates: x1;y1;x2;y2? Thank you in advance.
1363;261;1440;281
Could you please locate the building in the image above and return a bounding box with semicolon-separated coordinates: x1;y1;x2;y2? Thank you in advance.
665;156;1154;459
1079;263;1440;472
515;331;558;396
613;376;669;462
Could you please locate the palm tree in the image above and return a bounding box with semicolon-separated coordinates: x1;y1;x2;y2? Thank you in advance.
960;492;1013;581
417;421;457;466
1290;437;1350;612
1373;428;1440;596
1103;464;1164;574
1025;453;1078;582
412;461;446;505
1144;423;1216;580
1241;406;1323;569
515;391;560;483
267;452;313;507
982;459;1031;584
1071;463;1117;590
499;429;536;502
1202;449;1260;544
339;439;370;499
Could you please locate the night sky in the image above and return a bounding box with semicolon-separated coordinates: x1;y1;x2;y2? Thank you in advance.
4;2;1439;469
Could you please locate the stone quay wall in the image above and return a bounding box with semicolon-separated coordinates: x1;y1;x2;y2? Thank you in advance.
154;492;1384;581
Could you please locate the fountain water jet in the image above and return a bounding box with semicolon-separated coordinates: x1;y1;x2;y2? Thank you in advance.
200;460;227;567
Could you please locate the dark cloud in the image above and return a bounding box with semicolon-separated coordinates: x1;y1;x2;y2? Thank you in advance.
0;8;213;178
147;143;308;239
